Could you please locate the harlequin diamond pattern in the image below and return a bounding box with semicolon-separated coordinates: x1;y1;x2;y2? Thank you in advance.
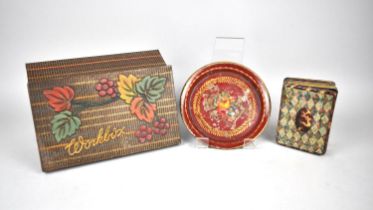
276;85;336;155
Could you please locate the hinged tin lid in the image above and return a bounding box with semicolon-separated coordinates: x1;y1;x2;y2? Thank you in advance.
181;62;271;148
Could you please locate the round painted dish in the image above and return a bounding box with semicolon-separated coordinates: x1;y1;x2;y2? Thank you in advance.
181;62;271;149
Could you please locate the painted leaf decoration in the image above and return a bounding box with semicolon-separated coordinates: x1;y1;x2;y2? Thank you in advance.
51;111;81;143
117;74;140;104
43;86;75;112
130;97;156;123
135;76;166;103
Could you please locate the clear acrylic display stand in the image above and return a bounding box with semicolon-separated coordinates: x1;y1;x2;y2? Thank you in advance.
212;37;245;63
192;37;257;149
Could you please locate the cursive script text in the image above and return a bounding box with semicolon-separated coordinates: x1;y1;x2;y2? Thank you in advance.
65;126;126;156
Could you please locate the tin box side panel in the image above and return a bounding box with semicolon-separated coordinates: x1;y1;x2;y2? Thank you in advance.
317;89;338;154
276;78;290;145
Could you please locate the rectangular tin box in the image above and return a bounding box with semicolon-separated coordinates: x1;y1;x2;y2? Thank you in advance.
27;50;181;171
276;78;337;155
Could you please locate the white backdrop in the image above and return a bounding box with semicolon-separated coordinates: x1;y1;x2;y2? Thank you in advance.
1;0;372;210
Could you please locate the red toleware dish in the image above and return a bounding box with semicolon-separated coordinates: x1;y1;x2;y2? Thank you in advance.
181;62;271;149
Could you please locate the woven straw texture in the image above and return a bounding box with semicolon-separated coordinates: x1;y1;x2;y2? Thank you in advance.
27;50;181;172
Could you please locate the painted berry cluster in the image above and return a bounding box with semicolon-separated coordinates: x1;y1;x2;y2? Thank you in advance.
95;78;117;98
135;117;171;142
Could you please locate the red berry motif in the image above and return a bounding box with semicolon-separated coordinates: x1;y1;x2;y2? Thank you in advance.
135;124;153;142
146;127;152;133
95;78;117;98
107;88;114;95
153;117;170;136
135;117;171;143
153;128;160;134
98;90;106;97
140;125;147;131
160;129;167;135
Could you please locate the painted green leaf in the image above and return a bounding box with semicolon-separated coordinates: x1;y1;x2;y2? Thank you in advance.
51;111;81;143
135;76;166;103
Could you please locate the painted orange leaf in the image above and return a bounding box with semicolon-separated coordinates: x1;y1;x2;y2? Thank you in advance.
117;74;139;104
43;86;75;112
130;97;156;122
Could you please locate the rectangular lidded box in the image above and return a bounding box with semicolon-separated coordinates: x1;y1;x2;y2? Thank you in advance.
276;78;338;155
27;50;181;171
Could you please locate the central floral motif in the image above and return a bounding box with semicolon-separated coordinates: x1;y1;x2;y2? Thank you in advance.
201;83;254;131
